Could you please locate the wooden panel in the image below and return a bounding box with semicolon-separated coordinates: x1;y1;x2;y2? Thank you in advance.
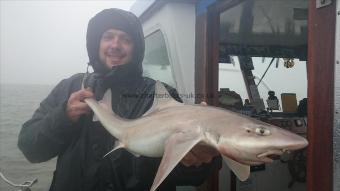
195;6;220;191
195;1;248;190
307;1;336;191
206;3;220;106
334;1;340;190
195;2;220;106
195;13;208;104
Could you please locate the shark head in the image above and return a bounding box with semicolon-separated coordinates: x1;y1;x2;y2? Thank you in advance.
215;114;308;165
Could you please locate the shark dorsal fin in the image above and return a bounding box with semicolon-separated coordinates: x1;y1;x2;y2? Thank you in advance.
143;81;183;116
93;89;113;122
99;89;113;112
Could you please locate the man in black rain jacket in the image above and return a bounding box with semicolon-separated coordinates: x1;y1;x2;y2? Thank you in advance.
18;8;220;191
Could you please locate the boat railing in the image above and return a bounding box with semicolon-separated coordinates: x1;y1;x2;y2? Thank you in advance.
0;171;37;191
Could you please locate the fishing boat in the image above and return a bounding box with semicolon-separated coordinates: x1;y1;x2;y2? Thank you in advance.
130;0;339;191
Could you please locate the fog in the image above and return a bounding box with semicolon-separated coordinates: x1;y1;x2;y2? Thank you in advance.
0;0;136;85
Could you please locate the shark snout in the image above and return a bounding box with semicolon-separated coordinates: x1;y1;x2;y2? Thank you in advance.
279;132;309;151
256;135;308;163
285;137;308;150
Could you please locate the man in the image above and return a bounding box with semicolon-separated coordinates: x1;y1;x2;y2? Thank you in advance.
18;8;220;191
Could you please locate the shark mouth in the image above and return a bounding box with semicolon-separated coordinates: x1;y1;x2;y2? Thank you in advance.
257;149;290;163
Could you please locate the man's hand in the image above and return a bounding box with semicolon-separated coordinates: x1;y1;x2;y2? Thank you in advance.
181;144;220;167
66;88;94;122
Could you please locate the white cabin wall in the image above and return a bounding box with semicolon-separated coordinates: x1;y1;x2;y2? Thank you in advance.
141;3;196;104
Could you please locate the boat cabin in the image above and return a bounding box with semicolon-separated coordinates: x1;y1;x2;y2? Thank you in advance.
131;0;339;191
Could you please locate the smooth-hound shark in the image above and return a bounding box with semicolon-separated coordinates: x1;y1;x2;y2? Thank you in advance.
84;81;308;191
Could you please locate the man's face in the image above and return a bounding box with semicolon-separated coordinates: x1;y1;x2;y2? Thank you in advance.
99;29;134;69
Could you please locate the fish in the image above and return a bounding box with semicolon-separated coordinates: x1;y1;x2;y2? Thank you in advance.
83;81;308;191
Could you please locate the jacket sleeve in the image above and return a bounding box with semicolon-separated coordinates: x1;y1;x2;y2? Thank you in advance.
18;77;81;163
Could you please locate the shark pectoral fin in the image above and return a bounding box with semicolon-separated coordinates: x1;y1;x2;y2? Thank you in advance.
150;131;203;191
103;141;125;158
143;81;183;116
222;156;250;181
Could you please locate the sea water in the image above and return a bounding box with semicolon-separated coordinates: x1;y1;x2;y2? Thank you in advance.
0;84;56;191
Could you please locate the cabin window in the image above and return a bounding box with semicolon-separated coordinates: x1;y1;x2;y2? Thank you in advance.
252;57;307;111
219;57;249;108
219;57;307;112
142;30;176;88
217;0;308;113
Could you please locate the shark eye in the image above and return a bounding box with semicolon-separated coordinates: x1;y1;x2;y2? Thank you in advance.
255;127;271;136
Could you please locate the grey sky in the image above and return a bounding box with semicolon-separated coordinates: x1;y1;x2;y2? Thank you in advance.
0;0;136;85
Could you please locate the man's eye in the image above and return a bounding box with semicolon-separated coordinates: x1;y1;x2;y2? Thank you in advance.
102;35;113;40
121;37;132;44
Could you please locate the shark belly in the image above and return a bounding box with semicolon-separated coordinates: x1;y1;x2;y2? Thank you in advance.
124;126;174;157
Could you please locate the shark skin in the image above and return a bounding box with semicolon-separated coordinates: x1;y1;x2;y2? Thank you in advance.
84;81;308;191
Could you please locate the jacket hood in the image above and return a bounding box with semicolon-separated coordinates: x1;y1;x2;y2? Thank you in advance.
86;8;145;80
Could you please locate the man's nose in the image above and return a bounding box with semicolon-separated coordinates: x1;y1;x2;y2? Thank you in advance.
109;37;121;48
